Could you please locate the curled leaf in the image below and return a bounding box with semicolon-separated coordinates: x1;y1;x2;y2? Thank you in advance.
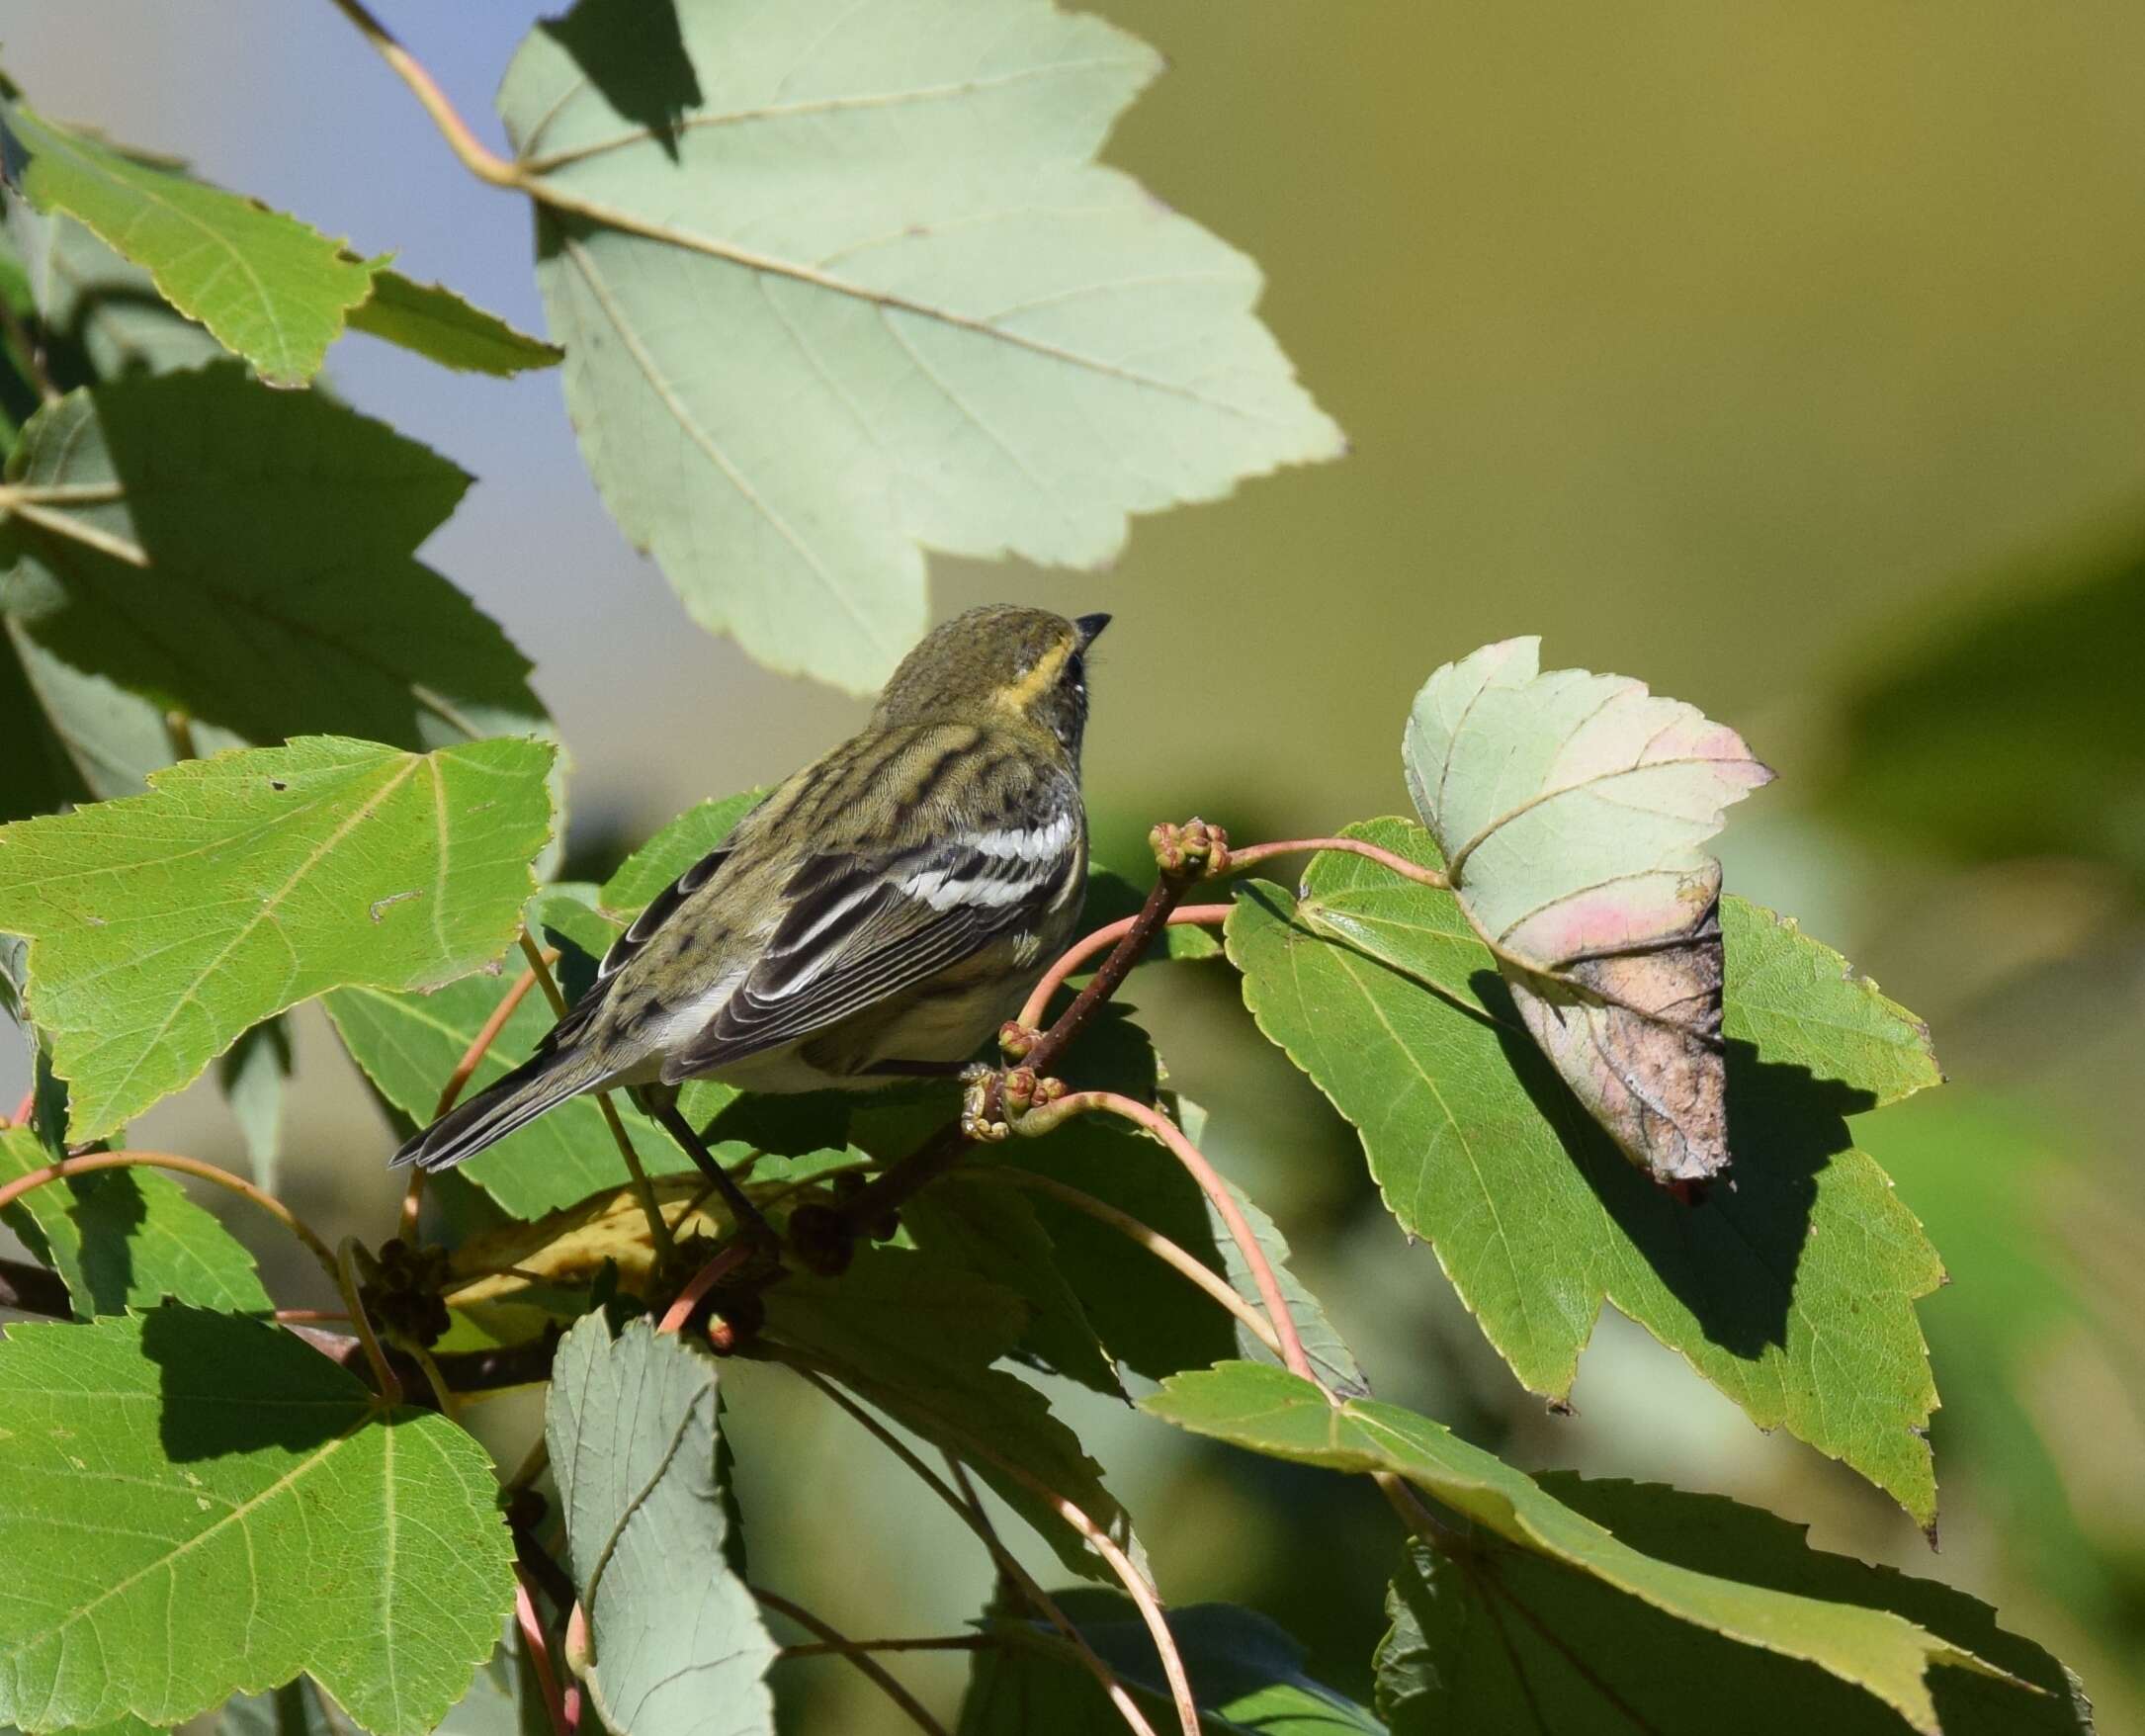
1404;638;1772;1182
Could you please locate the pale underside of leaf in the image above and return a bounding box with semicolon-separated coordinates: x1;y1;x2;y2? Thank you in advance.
546;1318;776;1736
496;0;1343;691
1405;637;1772;1181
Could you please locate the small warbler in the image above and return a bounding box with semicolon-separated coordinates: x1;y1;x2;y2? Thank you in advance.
393;604;1108;1178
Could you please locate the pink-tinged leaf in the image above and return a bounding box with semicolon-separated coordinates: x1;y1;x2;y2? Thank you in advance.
1404;638;1773;1183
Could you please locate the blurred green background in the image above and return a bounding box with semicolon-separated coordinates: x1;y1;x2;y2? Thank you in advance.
5;2;2143;1728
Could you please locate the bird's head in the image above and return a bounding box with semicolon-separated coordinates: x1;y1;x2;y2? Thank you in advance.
874;604;1110;758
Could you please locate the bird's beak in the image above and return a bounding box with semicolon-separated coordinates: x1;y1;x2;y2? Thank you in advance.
1073;612;1111;648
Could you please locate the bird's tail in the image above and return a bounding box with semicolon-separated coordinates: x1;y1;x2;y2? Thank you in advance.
390;1047;606;1172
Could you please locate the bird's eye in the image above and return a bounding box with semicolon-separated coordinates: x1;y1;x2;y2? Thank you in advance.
1065;652;1086;690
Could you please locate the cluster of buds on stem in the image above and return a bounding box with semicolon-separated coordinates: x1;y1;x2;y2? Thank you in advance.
958;1063;1069;1142
354;1238;454;1348
999;1066;1066;1119
1149;818;1230;877
782;1170;903;1280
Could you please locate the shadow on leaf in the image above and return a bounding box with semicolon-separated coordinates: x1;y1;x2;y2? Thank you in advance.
538;0;701;162
1481;965;1862;1361
51;1169;148;1315
141;1306;377;1460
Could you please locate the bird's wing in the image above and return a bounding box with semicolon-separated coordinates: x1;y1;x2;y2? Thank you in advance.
542;837;741;1053
659;805;1081;1080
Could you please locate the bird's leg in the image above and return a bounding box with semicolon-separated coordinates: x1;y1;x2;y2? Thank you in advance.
953;1062;1065;1138
859;1057;1013;1138
646;1099;779;1249
958;1061;1009;1142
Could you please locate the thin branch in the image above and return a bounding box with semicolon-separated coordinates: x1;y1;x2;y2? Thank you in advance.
0;296;58;404
827;1121;968;1242
514;1566;576;1736
1477;1566;1664;1736
512;1514;579;1628
752;1585;951;1736
320;0;1252;424
968;1167;1282;1357
256;1316;565;1396
320;0;524;186
942;1452;1003;1554
334;1237;403;1407
440;1261;561;1296
1026;856;1205;1082
0;491;150;565
922;1424;1197;1736
792;1366;1160;1736
7;1088;32;1129
0;1150;340;1282
1015;905;1233;1030
1218;831;1681;1032
649;1097;776;1245
0;481;127;505
395;1171;426;1243
779;1635;987;1658
504;1433;553;1500
989;1108;1469;1560
1375;1472;1465;1551
1023;1091;1311;1382
163;710;199;764
835;840;1209;1237
405;1340;459;1415
654;1237;759;1335
518;930;677;1263
983;1131;1461;1556
401;952;551;1238
435;1334;562;1392
1217;835;1448;891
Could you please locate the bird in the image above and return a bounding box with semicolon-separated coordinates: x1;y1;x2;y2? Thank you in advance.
390;604;1108;1223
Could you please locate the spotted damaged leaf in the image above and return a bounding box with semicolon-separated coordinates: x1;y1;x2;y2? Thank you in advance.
1404;638;1772;1184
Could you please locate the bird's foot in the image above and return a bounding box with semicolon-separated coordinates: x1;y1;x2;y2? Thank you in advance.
959;1063;1010;1142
